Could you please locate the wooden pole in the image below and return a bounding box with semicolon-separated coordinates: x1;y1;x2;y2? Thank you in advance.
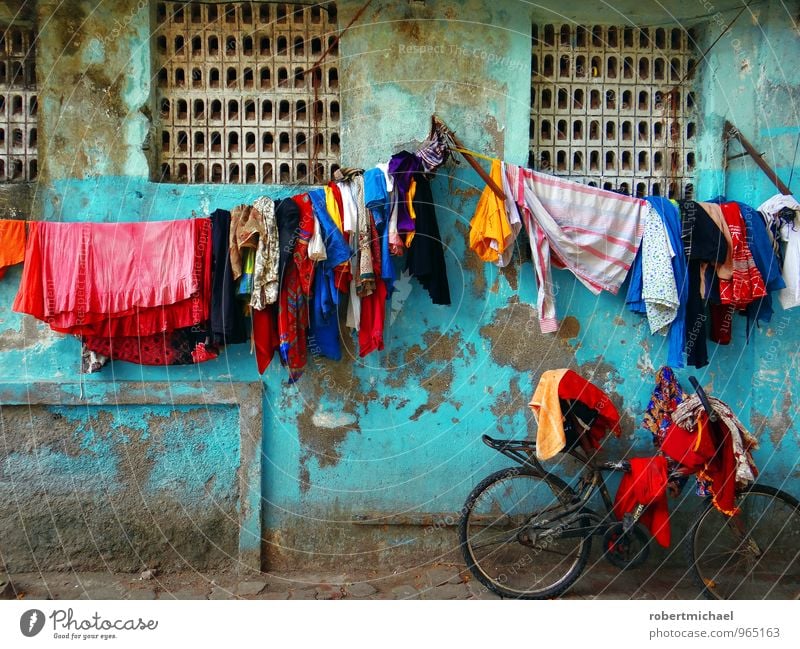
724;120;792;195
432;115;505;199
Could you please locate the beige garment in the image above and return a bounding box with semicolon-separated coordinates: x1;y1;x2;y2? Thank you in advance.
308;215;327;261
699;202;734;280
229;205;264;280
529;369;569;460
251;196;279;309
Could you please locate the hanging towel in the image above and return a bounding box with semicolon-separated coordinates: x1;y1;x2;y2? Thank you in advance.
508;165;648;333
0;219;26;279
529;369;622;460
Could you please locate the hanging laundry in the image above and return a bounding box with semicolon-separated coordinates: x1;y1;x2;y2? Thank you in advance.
250;196;279;310
308;189;352;361
274;194;315;381
229;204;263;281
388;151;424;251
83;327;217;367
528;369;622;460
757;195;800;310
358;213;387;357
678;201;729;368
733;202;785;324
717;202;767;309
364;166;396;294
414;119;452;172
504;165;648;333
405;173;451;305
613;455;671;547
14;218;211;338
275;198;300;282
469;159;514;264
210;209;248;345
308;213;328;262
641;205;680;335
497;162;523;268
0;219;26;279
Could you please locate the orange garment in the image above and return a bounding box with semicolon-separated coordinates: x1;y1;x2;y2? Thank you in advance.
529;369;570;459
529;369;622;460
613;455;671;547
0;219;26;279
469;159;512;263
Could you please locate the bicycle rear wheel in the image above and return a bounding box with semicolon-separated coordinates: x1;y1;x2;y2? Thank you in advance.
687;484;800;599
459;467;591;599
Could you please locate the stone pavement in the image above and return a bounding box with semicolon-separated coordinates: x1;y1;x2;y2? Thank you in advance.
3;553;705;601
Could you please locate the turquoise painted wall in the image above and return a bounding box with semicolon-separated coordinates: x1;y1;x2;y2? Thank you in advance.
1;1;798;570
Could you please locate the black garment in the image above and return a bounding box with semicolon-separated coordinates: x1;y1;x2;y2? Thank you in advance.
210;209;248;345
406;174;451;305
679;201;729;368
275;198;300;284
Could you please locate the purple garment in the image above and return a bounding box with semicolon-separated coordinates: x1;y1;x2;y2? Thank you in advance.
388;151;423;236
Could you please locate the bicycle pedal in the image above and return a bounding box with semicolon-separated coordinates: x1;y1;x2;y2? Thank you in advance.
622;513;635;532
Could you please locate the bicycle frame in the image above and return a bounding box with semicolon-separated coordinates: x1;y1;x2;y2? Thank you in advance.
481;434;636;542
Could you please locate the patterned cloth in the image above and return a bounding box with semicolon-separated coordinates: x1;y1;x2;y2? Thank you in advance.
352;174;376;297
717;202;767;309
277;194;316;381
641;207;679;335
414;121;451;172
642;366;687;448
671;394;758;485
251;196;279;309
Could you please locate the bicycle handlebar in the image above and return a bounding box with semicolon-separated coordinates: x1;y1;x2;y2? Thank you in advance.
688;376;719;423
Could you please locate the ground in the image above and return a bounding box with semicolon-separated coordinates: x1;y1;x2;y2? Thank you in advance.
3;554;703;600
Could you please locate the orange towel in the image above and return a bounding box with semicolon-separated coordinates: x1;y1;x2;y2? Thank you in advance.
0;219;26;279
529;369;569;460
469;159;512;263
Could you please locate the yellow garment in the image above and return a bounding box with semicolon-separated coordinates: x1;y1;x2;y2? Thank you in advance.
529;369;569;460
469;159;512;263
404;177;417;248
324;186;343;232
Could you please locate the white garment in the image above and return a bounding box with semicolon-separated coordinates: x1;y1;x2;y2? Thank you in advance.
337;182;358;235
758;194;800;310
641;208;679;335
308;215;327;262
376;162;394;192
778;216;800;309
757;193;800;218
496;161;522;268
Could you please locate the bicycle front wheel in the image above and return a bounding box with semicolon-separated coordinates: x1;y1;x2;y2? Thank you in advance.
688;484;800;599
459;467;591;599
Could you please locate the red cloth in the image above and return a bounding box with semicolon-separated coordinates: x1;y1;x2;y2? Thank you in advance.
718;202;767;309
0;219;26;279
14;219;211;337
358;212;387;357
613;455;670;547
275;194;315;380
558;369;622;449
252;304;279;374
710;303;734;345
662;412;739;515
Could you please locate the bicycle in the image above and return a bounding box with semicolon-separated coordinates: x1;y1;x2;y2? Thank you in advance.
459;376;800;599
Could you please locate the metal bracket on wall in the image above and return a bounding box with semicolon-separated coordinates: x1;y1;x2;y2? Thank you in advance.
723;119;791;195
